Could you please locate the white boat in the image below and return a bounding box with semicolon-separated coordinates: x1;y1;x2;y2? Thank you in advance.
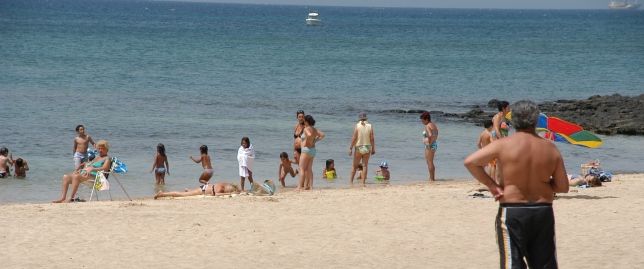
306;12;321;26
608;0;641;9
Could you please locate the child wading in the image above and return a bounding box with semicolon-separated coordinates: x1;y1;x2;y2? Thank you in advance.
151;143;170;184
190;145;213;192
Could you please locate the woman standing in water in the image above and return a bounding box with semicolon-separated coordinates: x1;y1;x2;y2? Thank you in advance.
293;110;306;164
420;112;439;182
298;115;325;190
348;112;375;186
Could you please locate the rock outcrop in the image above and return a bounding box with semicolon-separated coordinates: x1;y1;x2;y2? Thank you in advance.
454;94;644;135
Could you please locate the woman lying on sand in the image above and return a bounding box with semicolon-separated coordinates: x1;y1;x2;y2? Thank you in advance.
569;174;602;187
154;182;241;199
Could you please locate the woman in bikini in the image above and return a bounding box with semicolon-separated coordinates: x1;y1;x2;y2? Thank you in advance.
420;112;439;182
150;143;169;185
293;110;306;164
491;101;510;140
154;182;241;199
348;112;375;186
53;140;112;203
298;115;325;191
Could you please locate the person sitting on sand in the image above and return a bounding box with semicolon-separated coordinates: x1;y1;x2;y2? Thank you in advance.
154;182;241;199
278;152;297;187
354;163;363;180
53;140;112;203
14;158;29;178
568;174;602;187
375;160;390;181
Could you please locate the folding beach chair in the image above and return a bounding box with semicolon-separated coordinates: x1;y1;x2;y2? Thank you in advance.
88;157;132;202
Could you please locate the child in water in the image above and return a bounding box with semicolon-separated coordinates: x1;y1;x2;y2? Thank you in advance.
237;137;255;191
150;143;170;185
14;158;29;178
0;147;13;178
278;152;297;187
375;160;390;181
355;163;363;181
322;159;337;180
190;145;213;192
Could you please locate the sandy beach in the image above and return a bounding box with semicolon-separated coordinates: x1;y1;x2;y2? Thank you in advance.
1;174;643;268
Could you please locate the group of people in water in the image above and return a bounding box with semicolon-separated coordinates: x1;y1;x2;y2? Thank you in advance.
0;147;29;178
41;108;442;202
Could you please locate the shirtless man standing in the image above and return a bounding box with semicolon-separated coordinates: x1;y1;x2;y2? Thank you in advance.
73;125;96;170
464;100;569;269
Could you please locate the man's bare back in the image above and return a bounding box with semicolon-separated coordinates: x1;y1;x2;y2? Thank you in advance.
491;132;568;203
465;112;568;203
465;100;567;268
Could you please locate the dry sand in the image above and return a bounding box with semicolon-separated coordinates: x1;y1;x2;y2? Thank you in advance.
1;174;643;269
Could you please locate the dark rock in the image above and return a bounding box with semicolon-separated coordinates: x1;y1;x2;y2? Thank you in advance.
487;99;501;108
383;109;428;114
455;94;644;136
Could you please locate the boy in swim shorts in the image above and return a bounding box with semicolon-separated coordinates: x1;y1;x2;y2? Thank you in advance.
278;152;297;187
73;125;96;170
190;145;213;192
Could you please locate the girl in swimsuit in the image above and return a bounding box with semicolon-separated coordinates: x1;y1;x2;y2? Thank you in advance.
150;143;170;185
420;112;439;182
53;140;112;203
190;145;213;190
14;158;29;178
298;114;325;191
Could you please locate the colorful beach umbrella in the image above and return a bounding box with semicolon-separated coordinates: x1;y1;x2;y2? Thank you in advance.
506;112;603;148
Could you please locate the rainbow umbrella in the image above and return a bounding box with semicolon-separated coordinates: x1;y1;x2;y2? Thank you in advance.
506;112;603;148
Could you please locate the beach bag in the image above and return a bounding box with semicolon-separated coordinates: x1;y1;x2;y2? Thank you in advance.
250;180;276;196
93;173;110;191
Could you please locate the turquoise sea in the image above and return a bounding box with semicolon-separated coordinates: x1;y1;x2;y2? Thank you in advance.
1;0;643;203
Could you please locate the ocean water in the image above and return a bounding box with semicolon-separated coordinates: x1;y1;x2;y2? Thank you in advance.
1;0;643;203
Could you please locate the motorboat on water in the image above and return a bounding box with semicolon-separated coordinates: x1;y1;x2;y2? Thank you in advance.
306;12;321;26
608;0;641;9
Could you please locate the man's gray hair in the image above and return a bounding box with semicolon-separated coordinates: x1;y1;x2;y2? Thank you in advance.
511;100;540;130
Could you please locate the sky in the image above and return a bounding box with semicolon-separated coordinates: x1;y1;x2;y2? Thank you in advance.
170;0;623;10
